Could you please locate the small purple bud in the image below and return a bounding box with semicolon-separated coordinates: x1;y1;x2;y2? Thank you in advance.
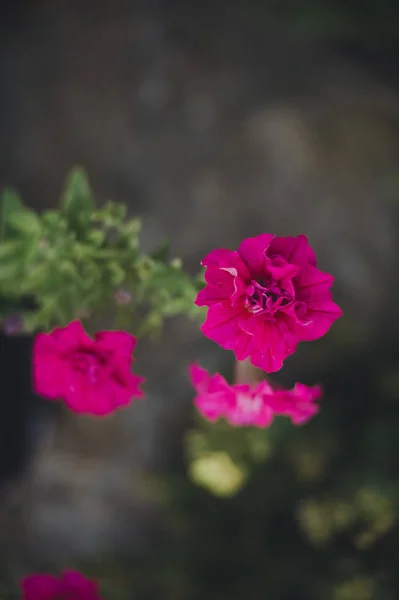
114;289;131;305
3;313;24;336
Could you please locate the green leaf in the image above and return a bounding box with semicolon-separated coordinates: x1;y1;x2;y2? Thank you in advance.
0;260;21;281
42;209;61;228
0;187;25;241
136;256;155;280
0;239;23;260
137;311;163;338
6;210;42;237
86;229;106;247
59;260;79;279
107;261;125;286
22;235;41;266
151;238;170;262
121;218;142;250
22;264;48;290
61;166;96;228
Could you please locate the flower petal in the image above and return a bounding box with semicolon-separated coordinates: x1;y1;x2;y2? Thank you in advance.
226;389;274;428
201;303;253;360
95;330;137;359
270;383;322;425
269;234;317;267
21;575;60;600
33;334;70;399
60;571;101;600
240;315;298;373
201;248;250;279
195;266;235;306
265;257;300;282
195;390;233;422
237;234;274;277
293;264;342;340
295;264;335;293
50;319;90;348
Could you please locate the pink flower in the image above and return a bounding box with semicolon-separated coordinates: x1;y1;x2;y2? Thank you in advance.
189;363;321;427
33;320;145;416
267;382;322;425
189;362;274;427
195;234;342;372
20;570;102;600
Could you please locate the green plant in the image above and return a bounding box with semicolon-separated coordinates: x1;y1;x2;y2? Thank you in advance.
0;166;204;335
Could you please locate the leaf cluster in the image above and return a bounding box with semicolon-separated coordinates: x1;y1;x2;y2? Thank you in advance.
0;167;204;335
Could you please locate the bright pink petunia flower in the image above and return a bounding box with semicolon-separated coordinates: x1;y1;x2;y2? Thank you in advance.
33;320;145;416
195;234;342;372
266;382;322;425
20;570;102;600
189;363;321;427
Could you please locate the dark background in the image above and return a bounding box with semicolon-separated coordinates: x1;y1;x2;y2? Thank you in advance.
1;1;399;599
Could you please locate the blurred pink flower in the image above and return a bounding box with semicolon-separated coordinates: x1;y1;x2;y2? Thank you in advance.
33;320;144;416
189;363;321;427
20;570;102;600
267;382;322;425
195;234;342;372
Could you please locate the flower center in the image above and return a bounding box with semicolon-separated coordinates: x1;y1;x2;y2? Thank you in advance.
245;280;293;316
70;349;104;384
236;392;263;415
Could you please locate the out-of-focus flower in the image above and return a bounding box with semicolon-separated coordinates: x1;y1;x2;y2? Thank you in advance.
114;289;132;305
195;234;342;372
267;382;322;425
2;313;24;336
20;570;102;600
189;363;321;427
189;362;274;427
33;320;144;416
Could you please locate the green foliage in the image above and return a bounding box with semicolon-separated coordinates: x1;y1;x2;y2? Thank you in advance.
61;166;95;228
0;166;203;335
0;187;25;241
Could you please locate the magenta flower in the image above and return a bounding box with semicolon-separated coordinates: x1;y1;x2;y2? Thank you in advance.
189;362;274;427
195;234;342;372
189;363;321;427
20;570;102;600
266;382;322;425
33;320;145;416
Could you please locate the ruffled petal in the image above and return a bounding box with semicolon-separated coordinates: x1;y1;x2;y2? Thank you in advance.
195;266;235;306
21;575;60;600
240;315;298;373
95;330;137;359
237;234;274;277
50;320;90;349
195;390;234;422
188;363;211;393
270;383;322;425
201;248;250;280
268;234;317;267
200;303;253;359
